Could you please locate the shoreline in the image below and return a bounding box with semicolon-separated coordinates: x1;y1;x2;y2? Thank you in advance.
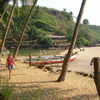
17;47;100;75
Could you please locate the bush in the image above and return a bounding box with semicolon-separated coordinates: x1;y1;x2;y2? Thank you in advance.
76;37;93;47
0;76;40;100
38;36;53;46
34;20;56;32
0;76;14;100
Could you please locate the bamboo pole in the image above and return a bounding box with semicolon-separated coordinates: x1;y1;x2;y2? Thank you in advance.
93;57;100;99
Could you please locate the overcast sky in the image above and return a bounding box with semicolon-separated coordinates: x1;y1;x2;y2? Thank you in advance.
37;0;100;26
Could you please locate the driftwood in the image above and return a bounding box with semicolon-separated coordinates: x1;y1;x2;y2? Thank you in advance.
74;71;94;78
32;60;94;79
38;64;94;79
45;66;55;72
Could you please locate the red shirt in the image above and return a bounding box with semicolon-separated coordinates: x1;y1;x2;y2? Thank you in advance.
7;57;14;66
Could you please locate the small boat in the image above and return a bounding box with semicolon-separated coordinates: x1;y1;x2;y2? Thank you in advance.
37;55;64;60
24;53;77;65
32;54;76;65
24;55;64;62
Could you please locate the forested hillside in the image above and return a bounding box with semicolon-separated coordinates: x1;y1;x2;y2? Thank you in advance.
0;5;100;48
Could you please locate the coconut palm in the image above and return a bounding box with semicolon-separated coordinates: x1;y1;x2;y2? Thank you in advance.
0;0;32;55
57;0;87;82
13;0;38;58
0;0;17;55
19;0;33;5
0;0;10;22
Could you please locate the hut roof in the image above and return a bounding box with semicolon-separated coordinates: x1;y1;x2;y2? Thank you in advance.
48;35;66;39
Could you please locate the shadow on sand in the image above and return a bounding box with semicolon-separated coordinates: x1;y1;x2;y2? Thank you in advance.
0;80;98;100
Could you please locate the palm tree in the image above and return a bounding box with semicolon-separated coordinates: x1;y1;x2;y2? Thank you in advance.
0;0;17;55
0;0;9;22
0;0;31;55
13;0;38;58
57;0;87;82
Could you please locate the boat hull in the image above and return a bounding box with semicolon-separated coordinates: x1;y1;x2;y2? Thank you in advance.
30;54;77;65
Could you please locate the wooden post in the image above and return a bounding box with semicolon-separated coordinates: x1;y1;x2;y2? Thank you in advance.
93;57;100;99
40;50;41;56
29;54;32;67
0;53;1;62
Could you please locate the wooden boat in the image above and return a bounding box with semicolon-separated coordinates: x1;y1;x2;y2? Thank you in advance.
24;55;64;62
37;55;64;60
29;53;77;65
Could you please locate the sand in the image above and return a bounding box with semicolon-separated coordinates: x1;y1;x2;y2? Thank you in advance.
60;47;100;74
0;47;100;100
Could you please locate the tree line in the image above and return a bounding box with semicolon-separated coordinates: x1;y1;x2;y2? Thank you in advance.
0;0;38;58
1;1;100;54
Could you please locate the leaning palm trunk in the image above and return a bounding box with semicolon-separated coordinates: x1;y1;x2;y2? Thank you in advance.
13;0;38;58
0;0;9;22
0;0;17;54
57;0;87;82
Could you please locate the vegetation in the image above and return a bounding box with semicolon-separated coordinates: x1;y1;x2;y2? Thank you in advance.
13;0;38;58
0;75;40;100
0;2;100;50
0;75;14;100
0;4;74;50
0;0;17;55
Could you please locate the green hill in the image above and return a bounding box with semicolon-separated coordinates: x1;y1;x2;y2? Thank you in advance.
0;6;100;48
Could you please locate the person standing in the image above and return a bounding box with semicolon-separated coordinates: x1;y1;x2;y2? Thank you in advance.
6;53;16;79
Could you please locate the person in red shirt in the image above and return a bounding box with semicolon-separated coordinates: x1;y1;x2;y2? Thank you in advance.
6;53;16;79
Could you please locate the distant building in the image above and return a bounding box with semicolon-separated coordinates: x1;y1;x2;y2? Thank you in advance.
48;35;70;49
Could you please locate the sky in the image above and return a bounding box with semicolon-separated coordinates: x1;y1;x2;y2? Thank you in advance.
37;0;100;26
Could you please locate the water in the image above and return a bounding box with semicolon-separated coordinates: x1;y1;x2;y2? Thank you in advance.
10;49;63;56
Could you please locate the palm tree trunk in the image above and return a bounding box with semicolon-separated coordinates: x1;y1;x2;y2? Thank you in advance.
13;0;38;58
0;0;17;54
0;0;9;22
57;0;87;82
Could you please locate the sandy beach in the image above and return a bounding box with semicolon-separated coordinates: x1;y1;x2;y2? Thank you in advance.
60;47;100;74
0;47;100;100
